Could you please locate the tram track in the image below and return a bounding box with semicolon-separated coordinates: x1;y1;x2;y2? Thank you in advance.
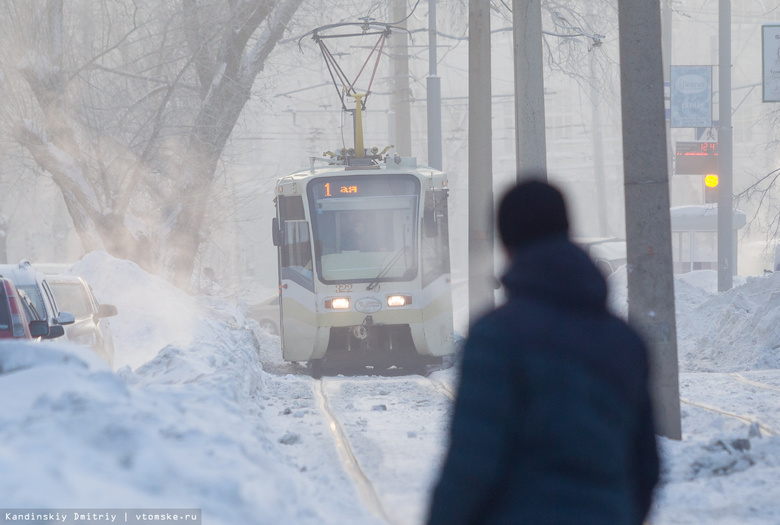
427;376;457;402
680;372;780;437
679;397;780;437
314;378;393;524
311;373;457;525
729;372;780;394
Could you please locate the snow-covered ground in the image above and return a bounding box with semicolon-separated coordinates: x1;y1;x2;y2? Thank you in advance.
1;253;780;524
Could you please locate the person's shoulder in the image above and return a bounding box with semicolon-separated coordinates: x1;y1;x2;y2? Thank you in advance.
602;312;652;367
469;299;531;331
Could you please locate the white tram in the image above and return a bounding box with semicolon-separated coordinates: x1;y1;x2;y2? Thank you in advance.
271;152;455;375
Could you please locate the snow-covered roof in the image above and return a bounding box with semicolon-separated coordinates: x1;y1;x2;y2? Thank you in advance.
670;205;747;231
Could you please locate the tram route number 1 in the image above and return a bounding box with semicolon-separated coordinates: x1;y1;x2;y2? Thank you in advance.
324;183;358;197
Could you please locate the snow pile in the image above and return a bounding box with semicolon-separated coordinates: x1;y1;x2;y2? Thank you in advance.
0;251;354;524
608;267;780;524
653;431;780;524
69;252;207;370
608;267;780;371
677;272;780;371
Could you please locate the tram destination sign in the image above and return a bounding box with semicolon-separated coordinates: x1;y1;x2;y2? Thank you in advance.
674;141;718;175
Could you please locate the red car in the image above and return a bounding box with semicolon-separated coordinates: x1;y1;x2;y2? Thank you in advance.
0;277;52;340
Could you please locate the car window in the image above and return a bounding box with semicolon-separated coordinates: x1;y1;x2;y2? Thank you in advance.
41;281;61;317
49;282;92;317
18;285;48;321
18;291;41;321
0;286;10;330
86;284;100;311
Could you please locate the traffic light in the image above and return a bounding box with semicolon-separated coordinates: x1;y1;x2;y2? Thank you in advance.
704;174;719;204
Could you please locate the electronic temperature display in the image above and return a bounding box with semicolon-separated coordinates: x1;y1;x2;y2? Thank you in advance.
675;141;718;175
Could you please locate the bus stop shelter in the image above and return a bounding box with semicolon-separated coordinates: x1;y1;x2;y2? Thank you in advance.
670;205;746;274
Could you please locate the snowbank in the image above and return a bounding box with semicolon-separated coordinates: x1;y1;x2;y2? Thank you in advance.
0;252;363;524
608;267;780;372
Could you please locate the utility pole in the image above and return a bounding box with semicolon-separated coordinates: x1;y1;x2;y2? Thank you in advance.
590;54;608;236
513;0;547;181
392;0;412;157
717;0;734;291
617;0;682;439
662;1;674;189
427;0;442;170
469;0;494;325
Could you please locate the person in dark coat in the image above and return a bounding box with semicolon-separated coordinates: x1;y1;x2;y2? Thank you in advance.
427;180;659;525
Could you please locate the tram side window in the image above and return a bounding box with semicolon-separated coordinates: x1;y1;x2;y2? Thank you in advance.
279;196;313;289
422;191;450;287
281;221;313;288
279;195;306;220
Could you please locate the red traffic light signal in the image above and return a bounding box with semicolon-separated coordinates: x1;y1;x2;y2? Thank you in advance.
704;174;719;204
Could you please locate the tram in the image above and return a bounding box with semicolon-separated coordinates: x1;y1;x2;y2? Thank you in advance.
271;148;455;375
270;20;455;375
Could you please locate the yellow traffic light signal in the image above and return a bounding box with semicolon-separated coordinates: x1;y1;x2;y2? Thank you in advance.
704;174;719;203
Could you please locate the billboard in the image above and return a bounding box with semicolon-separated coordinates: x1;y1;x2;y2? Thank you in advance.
762;24;780;102
670;66;712;128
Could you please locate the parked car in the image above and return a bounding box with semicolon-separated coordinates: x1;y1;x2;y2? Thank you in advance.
0;277;53;340
247;295;280;335
0;261;74;337
46;274;117;366
575;237;627;277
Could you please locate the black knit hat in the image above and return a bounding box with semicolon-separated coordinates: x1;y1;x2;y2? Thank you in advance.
498;179;569;250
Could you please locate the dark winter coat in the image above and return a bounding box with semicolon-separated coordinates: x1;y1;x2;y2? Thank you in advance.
427;235;659;525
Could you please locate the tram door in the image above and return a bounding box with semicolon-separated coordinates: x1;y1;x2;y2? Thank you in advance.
273;195;318;361
419;189;454;355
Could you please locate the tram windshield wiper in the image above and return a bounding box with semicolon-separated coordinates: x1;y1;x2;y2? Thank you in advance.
366;245;409;291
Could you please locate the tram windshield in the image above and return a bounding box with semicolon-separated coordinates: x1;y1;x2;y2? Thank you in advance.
308;175;420;283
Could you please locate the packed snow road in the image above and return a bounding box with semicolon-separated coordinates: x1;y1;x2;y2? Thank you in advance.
679;371;780;437
260;361;457;525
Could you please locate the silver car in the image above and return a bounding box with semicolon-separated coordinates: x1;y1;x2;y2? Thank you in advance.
247;295;280;335
46;274;118;366
0;261;74;338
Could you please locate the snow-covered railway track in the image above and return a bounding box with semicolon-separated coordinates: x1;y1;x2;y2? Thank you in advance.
679;397;780;437
313;374;455;525
679;371;780;437
314;380;392;523
729;372;780;394
427;376;456;402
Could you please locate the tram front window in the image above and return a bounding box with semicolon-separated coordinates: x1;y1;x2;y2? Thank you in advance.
308;175;419;283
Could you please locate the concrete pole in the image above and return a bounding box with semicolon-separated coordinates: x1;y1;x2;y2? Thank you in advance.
469;0;495;324
717;0;734;290
427;0;443;170
662;0;674;192
513;0;547;181
590;56;608;236
393;0;412;156
617;0;682;439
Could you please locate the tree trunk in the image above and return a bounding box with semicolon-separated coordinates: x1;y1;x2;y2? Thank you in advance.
8;0;302;289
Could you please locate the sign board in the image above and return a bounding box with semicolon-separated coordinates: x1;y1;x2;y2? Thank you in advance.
675;141;718;175
762;24;780;102
670;66;712;128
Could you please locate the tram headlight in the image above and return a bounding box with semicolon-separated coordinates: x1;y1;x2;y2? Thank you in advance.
326;297;350;309
387;295;412;307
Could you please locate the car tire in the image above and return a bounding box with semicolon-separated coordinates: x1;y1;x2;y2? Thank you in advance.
259;319;278;335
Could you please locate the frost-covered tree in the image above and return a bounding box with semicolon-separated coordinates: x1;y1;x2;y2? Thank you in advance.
0;0;302;288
